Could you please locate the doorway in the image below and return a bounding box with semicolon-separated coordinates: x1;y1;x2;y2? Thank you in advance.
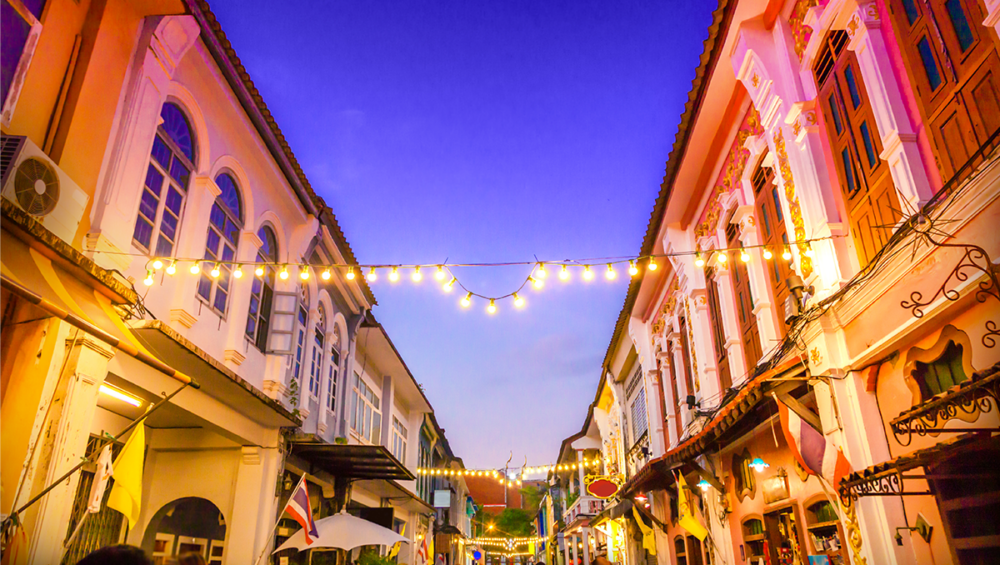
763;505;805;565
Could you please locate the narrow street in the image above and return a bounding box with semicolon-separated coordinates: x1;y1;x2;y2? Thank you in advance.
1;1;999;565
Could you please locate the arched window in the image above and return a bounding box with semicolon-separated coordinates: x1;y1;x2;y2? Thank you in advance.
197;173;243;315
292;284;309;390
246;225;277;350
308;303;326;400
327;323;342;413
133;103;196;257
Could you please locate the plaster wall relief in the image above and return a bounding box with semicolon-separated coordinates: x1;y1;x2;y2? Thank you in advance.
790;0;820;63
88;16;203;271
772;127;815;280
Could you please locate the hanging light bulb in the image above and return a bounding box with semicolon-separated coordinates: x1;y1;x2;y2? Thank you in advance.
804;245;815;257
143;270;154;286
300;266;310;280
513;293;525;308
210;263;221;278
389;267;400;282
233;265;243;279
346;266;356;280
559;264;570;281
717;251;727;264
648;258;658;271
487;299;497;315
461;292;473;308
412;266;423;282
279;265;289;280
749;457;770;473
740;248;750;262
529;276;544;290
166;261;177;276
628;261;639;276
582;265;594;280
763;247;773;260
536;263;547;279
782;246;793;261
367;267;378;282
255;265;265;277
435;265;446;281
322;268;332;281
696;479;711;492
606;264;617;280
443;277;457;292
695;252;705;268
152;259;164;270
190;263;201;275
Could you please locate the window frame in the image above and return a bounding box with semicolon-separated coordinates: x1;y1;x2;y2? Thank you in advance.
196;173;243;317
750;157;792;336
726;222;762;372
351;372;382;444
132;103;195;258
326;337;341;413
245;226;278;351
391;415;408;463
704;265;733;390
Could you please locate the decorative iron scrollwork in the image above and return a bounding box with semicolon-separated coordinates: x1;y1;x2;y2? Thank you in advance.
890;370;1000;446
901;238;1000;348
839;470;902;504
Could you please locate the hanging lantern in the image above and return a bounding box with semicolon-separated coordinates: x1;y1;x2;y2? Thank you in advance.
749;457;770;473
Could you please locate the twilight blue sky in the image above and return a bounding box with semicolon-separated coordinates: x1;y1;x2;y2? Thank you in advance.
211;1;715;469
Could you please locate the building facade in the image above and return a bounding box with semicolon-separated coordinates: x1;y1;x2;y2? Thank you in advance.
562;1;1000;565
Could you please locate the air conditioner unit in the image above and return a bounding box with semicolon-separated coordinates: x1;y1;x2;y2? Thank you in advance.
0;135;89;245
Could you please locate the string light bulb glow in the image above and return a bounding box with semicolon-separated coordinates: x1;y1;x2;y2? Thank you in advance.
300;266;310;280
166;262;177;275
559;265;570;281
152;259;164;270
255;265;265;277
389;267;400;282
582;265;594;280
717;251;727;264
435;266;446;281
143;270;154;286
461;292;472;308
536;263;547;279
804;246;815;257
322;268;332;281
763;248;773;260
346;266;356;280
487;299;497;315
782;247;793;261
412;266;423;282
443;277;456;292
513;293;525;308
740;248;750;262
605;264;616;280
279;265;289;280
367;267;377;282
211;264;221;278
233;265;243;279
695;252;705;268
190;263;201;275
628;261;639;276
529;276;544;290
648;257;658;271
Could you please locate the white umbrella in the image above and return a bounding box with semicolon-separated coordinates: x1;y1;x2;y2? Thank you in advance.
274;511;410;553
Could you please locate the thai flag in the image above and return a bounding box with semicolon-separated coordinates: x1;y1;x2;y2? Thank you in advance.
775;396;852;488
283;476;319;545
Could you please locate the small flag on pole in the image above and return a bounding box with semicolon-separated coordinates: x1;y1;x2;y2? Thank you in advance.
773;394;852;489
282;475;319;545
677;473;708;541
107;424;146;529
389;522;406;558
87;445;114;513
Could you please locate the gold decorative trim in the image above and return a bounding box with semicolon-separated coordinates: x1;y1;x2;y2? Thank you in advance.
839;497;869;565
790;0;819;62
772;129;814;277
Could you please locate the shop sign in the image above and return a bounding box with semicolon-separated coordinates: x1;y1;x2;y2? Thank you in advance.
584;475;622;499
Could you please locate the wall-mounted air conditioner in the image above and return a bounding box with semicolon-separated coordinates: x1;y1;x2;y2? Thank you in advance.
0;135;89;245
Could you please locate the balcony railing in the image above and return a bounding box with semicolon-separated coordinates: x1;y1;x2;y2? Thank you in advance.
564;495;604;525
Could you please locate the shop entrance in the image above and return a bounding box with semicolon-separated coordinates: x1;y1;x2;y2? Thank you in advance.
763;506;804;565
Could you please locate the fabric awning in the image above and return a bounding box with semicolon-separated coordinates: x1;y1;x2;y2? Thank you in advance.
289;441;415;481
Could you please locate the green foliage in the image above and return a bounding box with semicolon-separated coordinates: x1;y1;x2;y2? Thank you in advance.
494;508;535;536
520;485;547;511
565;491;580;509
358;551;398;565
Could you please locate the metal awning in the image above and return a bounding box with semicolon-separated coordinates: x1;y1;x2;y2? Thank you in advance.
838;433;998;503
129;320;299;428
591;499;632;527
289;442;415;481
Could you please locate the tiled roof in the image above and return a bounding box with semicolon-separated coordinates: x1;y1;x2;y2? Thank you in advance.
601;0;735;370
186;0;376;307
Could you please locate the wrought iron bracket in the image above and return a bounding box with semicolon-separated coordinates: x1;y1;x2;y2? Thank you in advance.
890;369;1000;446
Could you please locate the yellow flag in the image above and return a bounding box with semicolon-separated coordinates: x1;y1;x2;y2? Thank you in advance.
107;424;145;529
528;542;535;556
677;473;707;541
631;505;656;556
389;522;406;558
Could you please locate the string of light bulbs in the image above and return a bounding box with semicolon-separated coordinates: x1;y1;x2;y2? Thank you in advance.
126;235;839;313
416;457;599;478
